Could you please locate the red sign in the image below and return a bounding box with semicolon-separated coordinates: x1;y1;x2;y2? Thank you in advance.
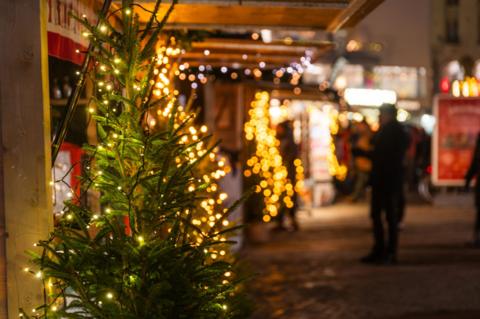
47;0;97;65
53;142;83;216
433;95;480;185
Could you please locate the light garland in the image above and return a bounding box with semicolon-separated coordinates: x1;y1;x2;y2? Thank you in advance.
150;43;233;250
451;77;480;97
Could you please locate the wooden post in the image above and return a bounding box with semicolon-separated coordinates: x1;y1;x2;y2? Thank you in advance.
0;0;53;317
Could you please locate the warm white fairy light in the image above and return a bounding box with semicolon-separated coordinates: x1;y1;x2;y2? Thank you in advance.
146;44;236;262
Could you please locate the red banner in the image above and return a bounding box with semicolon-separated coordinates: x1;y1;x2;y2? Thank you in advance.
53;142;83;215
433;95;480;185
47;0;97;65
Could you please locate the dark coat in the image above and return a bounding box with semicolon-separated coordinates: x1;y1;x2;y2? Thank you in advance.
370;120;409;191
466;133;480;207
279;134;299;183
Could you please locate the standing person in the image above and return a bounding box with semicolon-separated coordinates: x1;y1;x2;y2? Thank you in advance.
397;125;412;228
275;121;300;231
465;132;480;247
350;120;373;202
361;104;409;264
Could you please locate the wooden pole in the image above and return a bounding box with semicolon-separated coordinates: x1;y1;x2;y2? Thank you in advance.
0;0;53;317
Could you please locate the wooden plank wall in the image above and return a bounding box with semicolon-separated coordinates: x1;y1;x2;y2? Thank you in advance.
0;0;53;317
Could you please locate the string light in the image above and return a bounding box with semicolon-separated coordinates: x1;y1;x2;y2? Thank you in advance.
131;42;235;265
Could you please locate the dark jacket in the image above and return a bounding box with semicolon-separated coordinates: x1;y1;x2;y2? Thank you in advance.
466;133;480;207
279;134;299;183
370;120;409;190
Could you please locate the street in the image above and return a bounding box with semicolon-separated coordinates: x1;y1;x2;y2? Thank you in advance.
245;201;480;319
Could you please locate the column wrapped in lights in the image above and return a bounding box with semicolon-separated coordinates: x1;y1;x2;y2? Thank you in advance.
244;91;293;223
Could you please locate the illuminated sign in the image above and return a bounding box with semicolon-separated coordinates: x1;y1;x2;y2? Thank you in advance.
344;88;397;107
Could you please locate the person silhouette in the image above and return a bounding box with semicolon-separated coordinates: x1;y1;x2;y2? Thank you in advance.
361;104;409;264
275;121;300;231
465;132;480;247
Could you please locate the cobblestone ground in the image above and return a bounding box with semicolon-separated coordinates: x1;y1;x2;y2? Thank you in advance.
243;201;480;319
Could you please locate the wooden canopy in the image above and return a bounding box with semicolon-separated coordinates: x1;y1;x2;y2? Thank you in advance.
125;0;384;68
133;0;384;32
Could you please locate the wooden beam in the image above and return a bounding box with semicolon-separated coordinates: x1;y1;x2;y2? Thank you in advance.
133;3;343;30
0;0;53;317
178;59;299;72
327;0;384;32
189;48;306;57
180;38;334;68
182;52;301;62
135;0;349;9
162;23;324;31
191;38;332;53
126;0;382;31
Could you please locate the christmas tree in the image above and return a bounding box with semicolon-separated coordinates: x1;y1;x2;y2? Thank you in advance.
22;1;249;318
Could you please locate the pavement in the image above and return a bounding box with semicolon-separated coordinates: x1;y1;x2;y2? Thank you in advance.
243;201;480;319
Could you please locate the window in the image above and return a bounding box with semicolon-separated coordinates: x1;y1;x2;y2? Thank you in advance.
445;0;460;43
473;60;480;79
443;60;465;80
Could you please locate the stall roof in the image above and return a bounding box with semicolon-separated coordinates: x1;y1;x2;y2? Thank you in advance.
130;0;384;31
111;0;384;68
